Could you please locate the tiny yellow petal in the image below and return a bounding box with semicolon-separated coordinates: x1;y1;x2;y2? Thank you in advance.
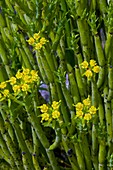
40;37;47;45
52;110;60;119
22;68;30;75
33;32;40;40
2;89;9;97
40;104;48;113
16;71;23;79
92;66;100;73
84;70;93;78
52;101;61;110
34;43;42;50
13;85;21;93
89;106;97;114
80;61;89;69
27;37;35;45
30;70;39;82
75;102;83;111
84;113;92;121
83;97;91;106
21;84;29;92
90;60;97;67
0;82;7;89
41;113;49;122
9;77;16;85
76;110;84;118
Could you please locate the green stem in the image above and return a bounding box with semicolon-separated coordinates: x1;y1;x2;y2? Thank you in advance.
43;46;56;72
94;35;105;88
97;0;107;16
1;109;18;147
62;135;79;170
0;13;6;27
98;141;106;170
91;81;99;169
75;0;94;61
60;0;71;47
35;51;49;84
98;94;105;125
104;85;112;156
37;51;54;83
75;65;86;100
56;83;70;131
32;128;41;170
67;63;80;104
0;27;10;46
14;0;32;15
0;132;17;169
19;33;37;70
52;17;65;51
92;124;98;170
105;33;113;62
24;100;60;170
108;66;113;101
14;4;28;25
0;63;8;82
19;47;32;69
0;40;13;78
61;83;74;112
80;133;92;170
49;127;61;150
74;142;86;170
12;120;35;170
0;115;24;170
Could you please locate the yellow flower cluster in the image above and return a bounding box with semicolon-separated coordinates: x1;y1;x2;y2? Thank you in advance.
11;68;39;94
74;97;97;121
0;81;9;101
27;32;48;50
0;83;9;101
80;60;100;80
0;68;40;100
39;101;61;123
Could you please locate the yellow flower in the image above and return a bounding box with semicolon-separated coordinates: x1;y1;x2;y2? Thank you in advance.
27;37;35;45
83;97;91;107
2;89;9;97
16;71;23;79
89;106;97;114
34;43;42;50
21;84;29;92
41;113;49;122
22;68;30;75
90;60;97;67
13;85;21;93
0;82;7;89
52;110;60;119
40;37;47;45
75;102;83;111
52;101;61;110
30;70;37;76
80;61;88;69
40;104;48;113
9;77;16;85
84;69;93;78
30;70;39;81
92;66;100;73
22;75;30;83
33;32;40;40
76;110;84;118
84;113;92;121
